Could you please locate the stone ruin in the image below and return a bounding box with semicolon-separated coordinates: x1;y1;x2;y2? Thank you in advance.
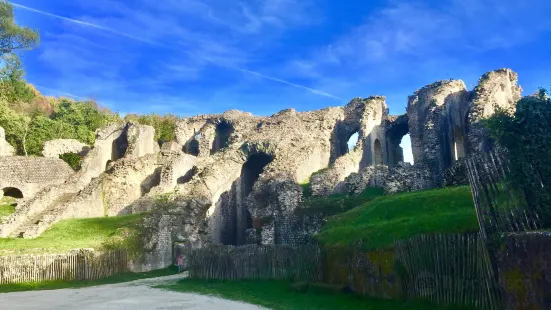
0;68;522;269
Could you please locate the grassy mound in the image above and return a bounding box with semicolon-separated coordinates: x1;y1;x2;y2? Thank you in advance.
161;279;465;310
316;186;479;250
0;214;142;255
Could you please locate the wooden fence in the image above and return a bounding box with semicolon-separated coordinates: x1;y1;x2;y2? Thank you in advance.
188;244;323;282
394;234;501;310
466;150;546;239
0;249;129;284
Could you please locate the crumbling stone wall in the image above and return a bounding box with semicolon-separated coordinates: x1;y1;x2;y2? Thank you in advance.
407;79;470;188
0;157;73;200
42;139;90;158
0;127;15;156
467;69;522;154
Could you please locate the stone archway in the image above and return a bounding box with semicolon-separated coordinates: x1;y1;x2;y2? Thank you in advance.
2;187;23;199
454;126;465;161
374;139;383;166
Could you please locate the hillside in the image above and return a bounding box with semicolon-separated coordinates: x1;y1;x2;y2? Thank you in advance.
316;186;479;251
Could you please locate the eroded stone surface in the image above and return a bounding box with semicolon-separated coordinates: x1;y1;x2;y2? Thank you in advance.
0;68;528;270
42;139;90;158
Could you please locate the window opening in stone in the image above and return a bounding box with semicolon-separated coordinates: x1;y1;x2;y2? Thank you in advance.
177;167;197;184
400;134;414;164
185;138;200;156
373;139;383;165
347;132;359;152
211;121;234;154
454;126;465;161
2;187;23;199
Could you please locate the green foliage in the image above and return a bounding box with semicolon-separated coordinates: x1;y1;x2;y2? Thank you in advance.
0;196;16;217
482;89;551;225
59;152;82;170
0;266;178;293
316;186;479;251
161;279;459;310
0;214;143;255
0;97;120;156
125;113;178;145
0;54;36;104
0;0;39;55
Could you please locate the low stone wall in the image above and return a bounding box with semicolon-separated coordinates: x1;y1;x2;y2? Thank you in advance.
494;232;551;310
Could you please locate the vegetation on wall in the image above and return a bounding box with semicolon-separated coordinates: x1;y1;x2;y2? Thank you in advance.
59;152;83;171
482;88;551;225
124;113;179;145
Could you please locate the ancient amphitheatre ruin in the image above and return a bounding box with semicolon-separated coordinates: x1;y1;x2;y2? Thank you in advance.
0;68;520;270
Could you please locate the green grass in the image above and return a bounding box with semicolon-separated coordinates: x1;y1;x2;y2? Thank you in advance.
316;186;479;251
0;197;17;218
160;279;463;310
0;214;143;255
300;187;384;215
0;266;179;293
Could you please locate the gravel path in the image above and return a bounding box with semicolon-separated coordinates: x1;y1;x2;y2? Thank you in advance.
0;273;265;310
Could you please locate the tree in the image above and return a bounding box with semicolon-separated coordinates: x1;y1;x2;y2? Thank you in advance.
0;0;39;55
0;53;36;104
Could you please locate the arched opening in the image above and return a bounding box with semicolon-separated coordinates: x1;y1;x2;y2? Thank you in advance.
2;187;23;199
400;134;414;164
347;132;359;153
177;167;197;184
373;139;383;166
216;152;274;246
454;126;465;161
211;121;234;154
184;133;200;156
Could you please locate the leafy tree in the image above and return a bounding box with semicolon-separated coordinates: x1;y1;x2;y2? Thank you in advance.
0;53;36;104
0;0;39;55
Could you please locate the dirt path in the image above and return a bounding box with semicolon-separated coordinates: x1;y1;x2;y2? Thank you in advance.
0;274;265;310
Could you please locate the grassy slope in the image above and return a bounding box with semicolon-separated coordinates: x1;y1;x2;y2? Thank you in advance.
316;186;479;250
300;187;383;215
0;266;178;293
0;197;16;218
0;214;142;255
161;279;464;310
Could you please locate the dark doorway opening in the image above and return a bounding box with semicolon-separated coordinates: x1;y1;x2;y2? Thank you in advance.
211;121;234;154
3;187;23;199
374;139;383;166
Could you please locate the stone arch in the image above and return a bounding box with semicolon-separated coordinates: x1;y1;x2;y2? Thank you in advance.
385;114;409;166
211;121;234;154
215;151;275;246
373;139;383;166
2;187;23;199
454;126;465;160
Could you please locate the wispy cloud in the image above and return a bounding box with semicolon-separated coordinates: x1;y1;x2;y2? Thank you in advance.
12;1;339;100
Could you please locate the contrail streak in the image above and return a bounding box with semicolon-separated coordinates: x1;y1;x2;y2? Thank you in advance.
12;2;343;100
12;3;160;46
34;84;82;99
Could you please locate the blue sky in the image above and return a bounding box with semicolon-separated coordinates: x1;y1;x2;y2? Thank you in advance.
11;0;551;162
